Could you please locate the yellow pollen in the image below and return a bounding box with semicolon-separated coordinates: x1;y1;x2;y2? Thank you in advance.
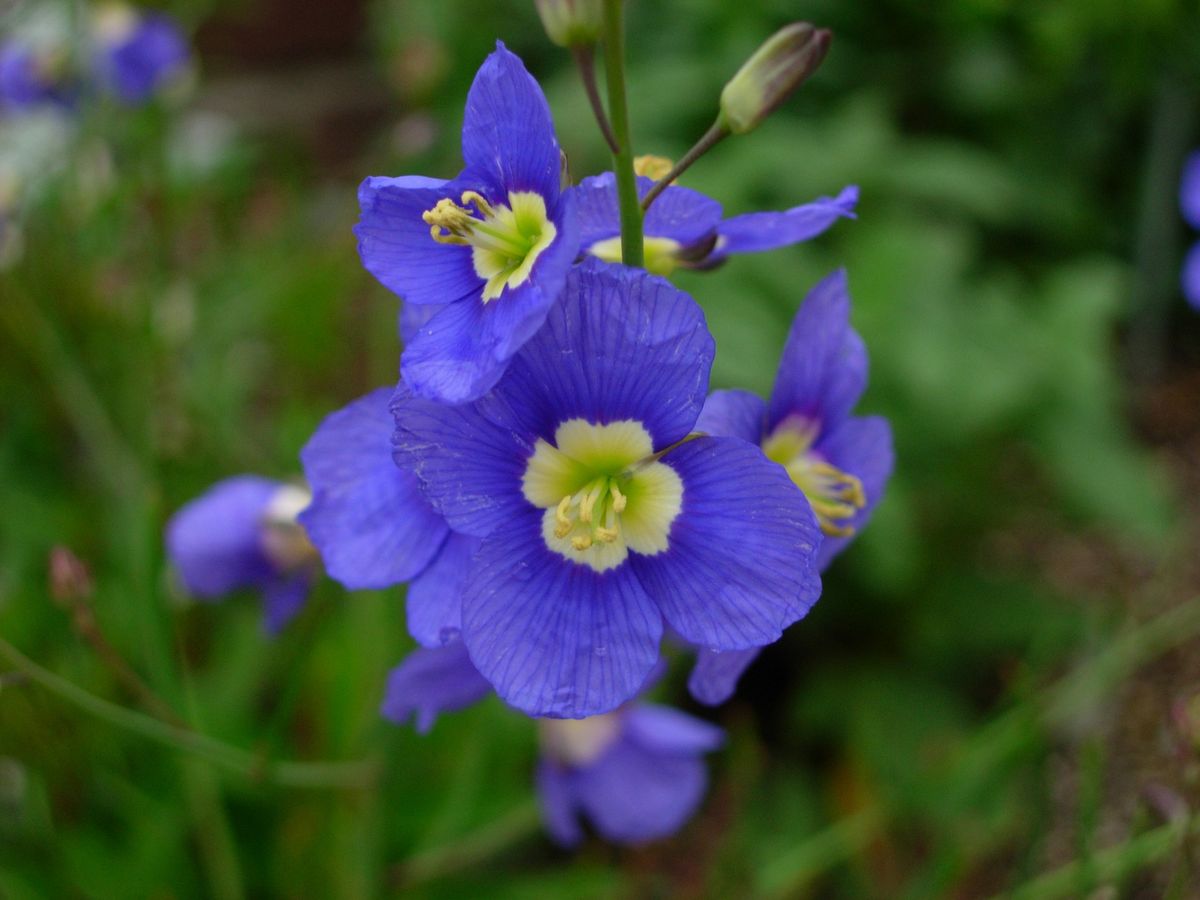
763;419;867;537
634;155;674;179
422;190;558;303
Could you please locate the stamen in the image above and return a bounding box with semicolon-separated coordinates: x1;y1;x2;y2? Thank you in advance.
610;482;627;513
767;421;867;538
555;495;574;538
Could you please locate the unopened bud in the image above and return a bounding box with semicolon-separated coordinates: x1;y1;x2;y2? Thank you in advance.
49;546;94;603
718;23;832;135
534;0;603;48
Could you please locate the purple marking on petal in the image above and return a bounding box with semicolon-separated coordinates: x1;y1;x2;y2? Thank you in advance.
767;268;867;435
462;508;663;718
632;436;822;650
380;640;492;734
299;387;450;590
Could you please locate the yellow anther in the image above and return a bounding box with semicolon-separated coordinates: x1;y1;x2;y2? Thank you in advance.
423;198;475;244
554;495;574;538
460;190;494;217
634;155;674;180
610;482;627;513
572;534;593;550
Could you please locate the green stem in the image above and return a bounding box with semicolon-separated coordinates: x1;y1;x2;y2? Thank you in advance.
601;0;643;267
0;635;379;790
640;121;729;212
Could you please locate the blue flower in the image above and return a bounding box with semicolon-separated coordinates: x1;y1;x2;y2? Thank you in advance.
380;639;723;845
573;171;856;275
165;477;318;633
0;41;73;113
392;260;823;718
356;42;579;404
538;702;723;846
688;269;894;705
92;6;190;104
298;387;479;647
1180;151;1200;311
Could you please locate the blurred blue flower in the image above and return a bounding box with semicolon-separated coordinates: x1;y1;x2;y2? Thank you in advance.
356;42;579;404
1180;151;1200;310
92;6;190;104
381;639;723;846
165;477;318;633
298;386;478;647
573;172;856;275
537;703;723;846
392;261;823;718
0;41;73;113
689;269;894;704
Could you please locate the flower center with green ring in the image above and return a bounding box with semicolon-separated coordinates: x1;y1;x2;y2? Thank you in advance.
423;190;557;302
522;419;684;573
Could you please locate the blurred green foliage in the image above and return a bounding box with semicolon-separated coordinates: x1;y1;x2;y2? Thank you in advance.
2;0;1199;897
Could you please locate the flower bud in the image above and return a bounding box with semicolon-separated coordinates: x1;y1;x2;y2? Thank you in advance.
718;23;832;135
534;0;603;48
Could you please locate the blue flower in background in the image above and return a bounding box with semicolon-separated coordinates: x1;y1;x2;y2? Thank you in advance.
688;269;894;705
1180;151;1200;311
298;387;479;647
165;477;318;633
573;172;856;275
392;261;823;718
356;42;579;404
92;5;190;104
0;41;73;113
538;702;723;846
381;639;724;846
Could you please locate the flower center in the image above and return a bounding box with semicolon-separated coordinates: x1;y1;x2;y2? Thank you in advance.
260;484;319;570
763;417;865;538
522;419;683;573
423;190;557;303
539;713;622;766
587;234;682;277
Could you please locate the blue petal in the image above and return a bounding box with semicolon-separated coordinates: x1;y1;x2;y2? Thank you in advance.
1184;241;1200;311
165;476;280;597
631;436;822;650
262;572;312;635
398;301;442;346
814;414;895;570
536;760;585;847
712;185;858;260
574;173;722;250
1181;152;1200;230
354;175;484;307
462;508;663;718
406;532;479;647
687;647;760;706
391;384;530;538
380;640;492;734
461;42;561;201
623;704;725;753
694;389;767;445
399;190;579;405
299;388;449;590
569;728;709;844
480;260;715;450
767;269;868;435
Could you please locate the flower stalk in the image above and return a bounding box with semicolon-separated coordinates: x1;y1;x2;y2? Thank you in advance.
601;0;644;268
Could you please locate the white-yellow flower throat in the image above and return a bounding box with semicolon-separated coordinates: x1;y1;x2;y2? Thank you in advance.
423;190;557;302
523;419;684;573
763;417;865;537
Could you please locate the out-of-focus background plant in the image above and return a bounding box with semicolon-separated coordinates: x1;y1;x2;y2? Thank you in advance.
3;0;1200;896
